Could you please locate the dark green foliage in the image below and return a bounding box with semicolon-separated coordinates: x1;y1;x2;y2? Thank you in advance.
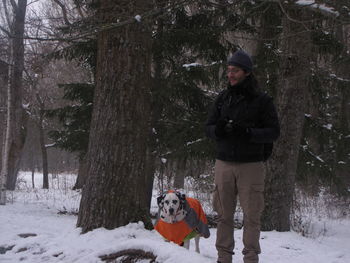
297;68;350;196
311;29;343;55
151;3;256;162
254;2;282;97
46;83;94;159
45;1;349;196
45;8;97;160
48;39;97;72
46;1;259;167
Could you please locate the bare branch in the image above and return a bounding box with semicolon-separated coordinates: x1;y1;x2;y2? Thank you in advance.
52;0;71;25
2;0;12;28
0;24;11;36
278;1;310;31
9;0;17;10
27;0;40;6
73;0;85;19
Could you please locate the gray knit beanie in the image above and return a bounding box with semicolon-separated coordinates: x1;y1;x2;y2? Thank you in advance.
227;50;253;72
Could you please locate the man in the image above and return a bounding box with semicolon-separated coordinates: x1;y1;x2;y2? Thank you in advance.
205;50;280;263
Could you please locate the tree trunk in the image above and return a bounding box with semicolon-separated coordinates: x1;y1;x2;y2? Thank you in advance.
37;113;48;189
144;147;155;212
333;24;350;193
0;61;8;175
1;0;28;192
173;158;186;189
73;156;88;190
31;167;35;188
77;0;153;232
35;94;49;189
261;6;312;231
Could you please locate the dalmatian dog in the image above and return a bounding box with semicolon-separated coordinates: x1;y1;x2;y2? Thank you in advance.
156;191;208;253
157;191;187;224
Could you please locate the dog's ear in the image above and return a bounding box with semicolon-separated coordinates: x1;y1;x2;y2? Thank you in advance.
176;192;186;209
157;194;165;208
180;193;186;201
175;191;185;201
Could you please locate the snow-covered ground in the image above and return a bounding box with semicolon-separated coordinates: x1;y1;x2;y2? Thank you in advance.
0;172;349;262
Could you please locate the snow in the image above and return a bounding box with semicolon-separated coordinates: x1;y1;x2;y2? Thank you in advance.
134;15;142;22
296;1;339;16
183;63;201;69
323;123;333;130
1;172;350;263
330;74;350;82
186;138;203;146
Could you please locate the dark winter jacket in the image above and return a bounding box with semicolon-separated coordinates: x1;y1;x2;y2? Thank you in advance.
205;76;280;162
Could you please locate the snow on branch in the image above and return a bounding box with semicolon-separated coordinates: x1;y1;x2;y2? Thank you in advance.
295;0;339;17
329;74;350;83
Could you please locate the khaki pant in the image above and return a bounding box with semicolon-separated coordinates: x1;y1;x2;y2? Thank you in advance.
213;160;265;263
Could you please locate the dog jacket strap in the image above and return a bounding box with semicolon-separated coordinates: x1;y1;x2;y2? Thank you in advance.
183;197;210;238
183;230;198;242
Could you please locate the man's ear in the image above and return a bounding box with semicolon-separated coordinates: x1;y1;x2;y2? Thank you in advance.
157;194;165;207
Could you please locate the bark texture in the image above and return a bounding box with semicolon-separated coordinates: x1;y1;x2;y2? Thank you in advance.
77;0;153;232
73;156;88;190
261;6;313;231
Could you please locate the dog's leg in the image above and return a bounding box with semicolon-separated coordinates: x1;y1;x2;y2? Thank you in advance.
194;235;200;253
183;240;190;250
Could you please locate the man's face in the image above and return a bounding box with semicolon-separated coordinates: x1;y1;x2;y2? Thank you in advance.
227;65;250;86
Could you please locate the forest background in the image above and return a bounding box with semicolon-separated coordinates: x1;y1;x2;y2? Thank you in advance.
0;0;349;235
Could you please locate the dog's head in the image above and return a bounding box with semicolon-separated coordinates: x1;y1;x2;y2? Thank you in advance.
157;191;187;223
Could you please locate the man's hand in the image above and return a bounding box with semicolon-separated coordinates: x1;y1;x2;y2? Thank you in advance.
234;125;251;140
215;119;228;138
226;121;252;140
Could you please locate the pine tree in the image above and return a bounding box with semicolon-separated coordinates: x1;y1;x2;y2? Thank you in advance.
46;83;94;158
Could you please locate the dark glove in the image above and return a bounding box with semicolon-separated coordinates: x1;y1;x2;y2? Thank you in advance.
215;119;228;138
227;122;252;140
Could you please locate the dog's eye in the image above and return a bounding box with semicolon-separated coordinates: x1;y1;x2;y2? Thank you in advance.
172;200;178;204
165;200;169;205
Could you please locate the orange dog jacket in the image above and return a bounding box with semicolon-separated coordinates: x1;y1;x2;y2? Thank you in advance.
154;197;210;245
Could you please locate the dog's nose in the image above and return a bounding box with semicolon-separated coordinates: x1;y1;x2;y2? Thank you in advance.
169;208;174;215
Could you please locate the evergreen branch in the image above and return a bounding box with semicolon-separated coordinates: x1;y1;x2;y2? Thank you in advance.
160;137;206;157
3;0;347;46
278;0;311;31
218;20;348;42
2;0;195;42
264;0;340;18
